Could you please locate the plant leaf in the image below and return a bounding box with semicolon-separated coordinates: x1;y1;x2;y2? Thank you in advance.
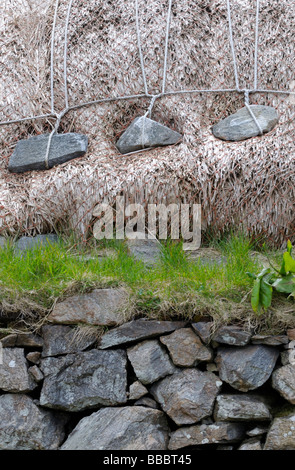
260;279;273;310
272;274;295;294
251;277;261;313
287;239;292;255
283;252;295;274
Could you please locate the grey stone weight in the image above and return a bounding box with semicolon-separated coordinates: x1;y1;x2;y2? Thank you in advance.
8;133;88;173
116;117;182;154
212;105;278;142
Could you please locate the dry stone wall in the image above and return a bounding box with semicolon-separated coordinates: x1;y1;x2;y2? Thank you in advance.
0;290;295;450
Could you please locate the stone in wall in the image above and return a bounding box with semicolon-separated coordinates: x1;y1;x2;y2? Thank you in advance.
99;319;186;349
214;394;272;421
216;345;279;391
150;368;222;425
264;411;295;450
40;349;127;411
127;340;176;384
213;325;252;346
191;321;213;344
0;348;37;393
48;288;128;326
0;394;68;450
42;325;97;357
160;328;213;366
272;364;295;404
168;422;246;449
61;406;169;450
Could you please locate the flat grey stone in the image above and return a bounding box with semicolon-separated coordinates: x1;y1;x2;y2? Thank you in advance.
126;233;161;266
247;425;270;437
0;348;36;392
216;345;279;391
15;234;59;253
116;117;182;154
251;334;289;346
213;326;252;346
169;422;245;450
128;381;148;400
127;339;176;384
98;319;186;349
48;288;128;326
191;321;213;344
212;105;278;141
160;327;213;366
42;325;97;357
134;397;159;409
238;438;262;450
214;394;272;421
264;412;295;450
61;406;169;450
8;133;88;173
272;364;295;404
150;368;222;426
0;394;68;450
40;349;127;411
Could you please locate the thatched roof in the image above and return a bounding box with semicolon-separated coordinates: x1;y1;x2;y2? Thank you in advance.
0;0;295;246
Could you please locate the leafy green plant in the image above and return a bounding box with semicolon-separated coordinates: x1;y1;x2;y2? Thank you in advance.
247;240;295;314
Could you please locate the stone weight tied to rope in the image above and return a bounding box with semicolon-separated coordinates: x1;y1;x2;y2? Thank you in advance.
212;105;279;142
116;117;182;154
8;133;88;173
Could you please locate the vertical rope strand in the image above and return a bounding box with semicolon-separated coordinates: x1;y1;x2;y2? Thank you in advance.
135;0;149;95
64;0;74;110
254;0;260;90
50;0;60;114
226;0;240;91
162;0;173;94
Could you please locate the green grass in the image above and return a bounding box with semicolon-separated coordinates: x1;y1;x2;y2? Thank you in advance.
0;232;294;332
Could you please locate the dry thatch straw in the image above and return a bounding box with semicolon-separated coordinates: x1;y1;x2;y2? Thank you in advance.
0;0;295;247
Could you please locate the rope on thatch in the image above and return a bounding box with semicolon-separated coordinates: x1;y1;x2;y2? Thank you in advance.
1;0;295;246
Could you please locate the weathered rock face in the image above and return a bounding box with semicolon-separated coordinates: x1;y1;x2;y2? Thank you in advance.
0;394;67;450
8;133;88;173
214;394;272;422
264;412;295;450
40;349;127;411
98;319;186;349
116;117;182;154
15;234;59;253
42;325;97;357
160;328;213;366
61;406;169;450
169;422;246;449
0;348;36;392
213;326;252;346
272;364;295;404
127;340;176;384
216;345;279;391
212;105;278;142
48;288;128;326
150;368;222;425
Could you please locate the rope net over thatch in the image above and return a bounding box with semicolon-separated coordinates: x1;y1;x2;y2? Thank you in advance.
0;0;295;246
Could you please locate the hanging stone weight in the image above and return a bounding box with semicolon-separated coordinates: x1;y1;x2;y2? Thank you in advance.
116;117;182;154
8;133;88;173
212;105;279;142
